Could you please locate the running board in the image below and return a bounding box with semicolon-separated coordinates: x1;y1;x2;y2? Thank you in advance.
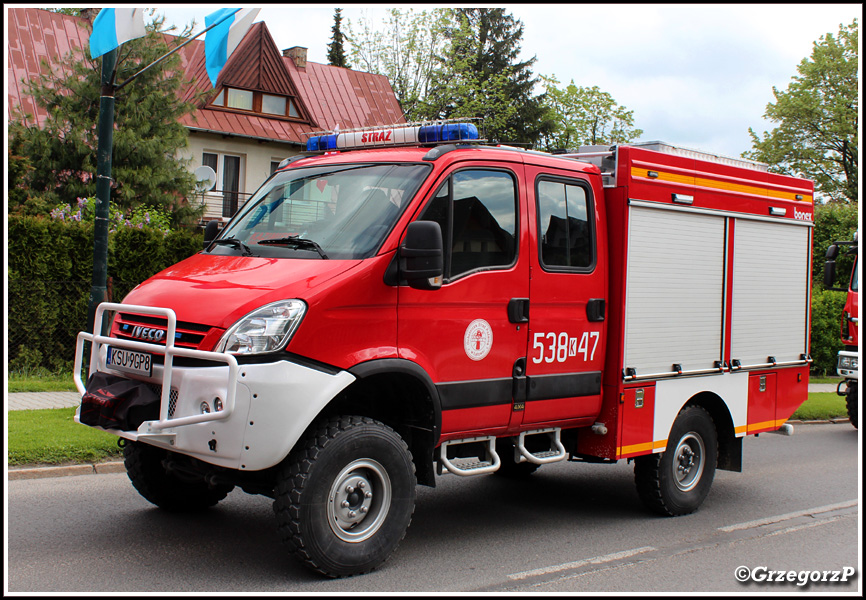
515;428;567;465
438;436;501;476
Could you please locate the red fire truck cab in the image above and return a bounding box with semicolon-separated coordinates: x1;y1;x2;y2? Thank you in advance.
75;122;814;578
824;230;859;428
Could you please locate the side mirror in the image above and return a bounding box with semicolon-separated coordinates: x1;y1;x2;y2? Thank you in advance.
823;260;837;289
400;221;443;290
203;220;220;249
825;244;839;260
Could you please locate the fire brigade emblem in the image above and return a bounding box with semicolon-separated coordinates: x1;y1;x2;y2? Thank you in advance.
464;319;493;361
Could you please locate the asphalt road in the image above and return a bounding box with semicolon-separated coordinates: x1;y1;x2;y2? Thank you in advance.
6;423;860;594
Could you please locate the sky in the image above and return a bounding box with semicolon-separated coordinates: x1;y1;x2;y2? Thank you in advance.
148;5;858;159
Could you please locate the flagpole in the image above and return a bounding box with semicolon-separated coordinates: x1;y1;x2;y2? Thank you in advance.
86;9;241;333
86;47;118;336
85;8;255;334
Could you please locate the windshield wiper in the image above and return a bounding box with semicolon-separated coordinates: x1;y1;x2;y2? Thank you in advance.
211;237;253;256
257;236;329;259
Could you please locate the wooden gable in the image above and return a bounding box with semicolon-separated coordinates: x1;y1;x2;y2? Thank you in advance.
217;22;293;96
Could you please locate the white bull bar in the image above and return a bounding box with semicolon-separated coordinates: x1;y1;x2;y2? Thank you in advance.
74;302;239;431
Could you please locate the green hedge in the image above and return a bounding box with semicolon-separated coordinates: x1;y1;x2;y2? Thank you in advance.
8;215;203;372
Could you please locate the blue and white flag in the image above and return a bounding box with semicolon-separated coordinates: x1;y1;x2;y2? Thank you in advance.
89;8;147;59
204;8;261;87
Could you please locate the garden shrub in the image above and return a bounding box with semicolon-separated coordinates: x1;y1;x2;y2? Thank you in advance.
8;214;203;371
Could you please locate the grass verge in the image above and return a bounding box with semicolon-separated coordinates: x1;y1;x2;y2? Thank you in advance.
8;371;78;393
7;408;123;466
6;393;851;468
791;392;849;421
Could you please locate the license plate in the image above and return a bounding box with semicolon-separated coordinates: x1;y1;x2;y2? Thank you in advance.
106;346;152;377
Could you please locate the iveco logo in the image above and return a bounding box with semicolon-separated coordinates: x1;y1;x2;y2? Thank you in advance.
131;326;167;342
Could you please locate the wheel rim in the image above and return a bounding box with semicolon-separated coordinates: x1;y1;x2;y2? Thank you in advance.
327;459;392;543
672;432;705;492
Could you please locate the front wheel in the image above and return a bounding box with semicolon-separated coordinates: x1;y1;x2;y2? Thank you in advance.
273;416;416;578
123;441;234;511
846;382;858;429
634;405;718;516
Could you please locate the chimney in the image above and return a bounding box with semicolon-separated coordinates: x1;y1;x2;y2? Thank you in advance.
80;8;100;23
283;46;307;69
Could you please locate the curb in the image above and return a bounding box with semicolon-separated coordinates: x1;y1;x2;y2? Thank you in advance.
8;461;126;481
8;418;854;480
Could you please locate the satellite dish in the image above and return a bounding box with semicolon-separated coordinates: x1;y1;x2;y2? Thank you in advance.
194;165;217;192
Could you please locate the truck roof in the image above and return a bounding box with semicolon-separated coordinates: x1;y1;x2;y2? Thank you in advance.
280;144;602;175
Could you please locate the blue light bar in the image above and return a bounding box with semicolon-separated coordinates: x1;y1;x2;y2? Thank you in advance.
305;122;479;152
418;123;478;143
306;134;338;152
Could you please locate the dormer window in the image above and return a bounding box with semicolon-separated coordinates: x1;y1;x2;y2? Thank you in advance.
210;87;300;119
262;94;285;115
226;88;253;110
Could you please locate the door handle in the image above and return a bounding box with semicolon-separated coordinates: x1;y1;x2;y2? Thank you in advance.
587;298;605;322
508;298;529;323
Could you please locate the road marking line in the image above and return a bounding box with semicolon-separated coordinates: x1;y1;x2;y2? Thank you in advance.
764;514;848;538
508;546;657;581
718;500;858;532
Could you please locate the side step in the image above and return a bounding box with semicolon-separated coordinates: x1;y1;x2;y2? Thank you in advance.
438;436;501;476
515;428;567;465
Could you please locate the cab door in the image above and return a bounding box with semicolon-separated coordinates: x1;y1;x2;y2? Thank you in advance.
397;163;529;438
520;168;607;426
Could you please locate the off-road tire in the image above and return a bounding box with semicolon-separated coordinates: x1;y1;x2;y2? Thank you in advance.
273;415;416;578
123;441;233;511
846;382;858;429
634;405;718;516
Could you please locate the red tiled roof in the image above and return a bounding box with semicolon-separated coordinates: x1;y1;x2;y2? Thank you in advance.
7;8;91;128
8;7;405;145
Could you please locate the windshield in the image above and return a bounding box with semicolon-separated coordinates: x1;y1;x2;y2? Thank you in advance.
851;256;858;292
213;163;430;259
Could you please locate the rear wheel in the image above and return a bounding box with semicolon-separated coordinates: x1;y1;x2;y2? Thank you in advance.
634;405;718;516
846;382;858;429
273;416;416;578
123;441;233;511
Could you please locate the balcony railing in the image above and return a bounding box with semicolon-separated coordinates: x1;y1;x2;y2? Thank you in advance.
197;189;254;222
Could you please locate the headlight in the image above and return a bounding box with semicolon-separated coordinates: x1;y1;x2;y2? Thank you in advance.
216;300;306;354
838;356;858;370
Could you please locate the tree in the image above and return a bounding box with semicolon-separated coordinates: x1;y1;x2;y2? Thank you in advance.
745;20;858;203
348;8;446;119
538;75;643;151
327;8;351;68
8;11;202;225
421;8;554;147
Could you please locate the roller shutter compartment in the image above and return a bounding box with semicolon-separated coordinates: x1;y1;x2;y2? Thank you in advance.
624;206;725;377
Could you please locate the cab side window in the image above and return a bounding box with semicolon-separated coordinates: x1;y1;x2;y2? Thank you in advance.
420;169;518;280
536;178;594;270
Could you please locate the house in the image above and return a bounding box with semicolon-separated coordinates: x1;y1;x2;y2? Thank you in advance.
7;7;405;221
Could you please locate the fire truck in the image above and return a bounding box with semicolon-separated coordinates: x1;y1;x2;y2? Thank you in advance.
824;231;859;428
75;122;814;578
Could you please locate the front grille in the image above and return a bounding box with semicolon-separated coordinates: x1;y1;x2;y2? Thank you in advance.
148;384;179;417
114;312;214;350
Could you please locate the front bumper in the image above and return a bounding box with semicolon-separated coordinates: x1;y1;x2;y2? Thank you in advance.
75;303;355;471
